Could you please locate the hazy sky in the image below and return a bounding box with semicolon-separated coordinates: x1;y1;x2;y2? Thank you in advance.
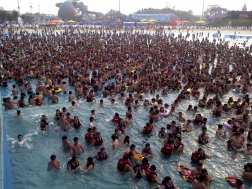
0;0;251;16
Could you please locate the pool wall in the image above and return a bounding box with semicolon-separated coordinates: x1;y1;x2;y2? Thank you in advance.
0;95;13;189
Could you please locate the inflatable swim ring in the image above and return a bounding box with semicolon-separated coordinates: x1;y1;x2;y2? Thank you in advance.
177;165;194;182
225;176;237;187
163;108;169;117
133;154;144;161
186;89;192;93
223;122;232;129
232;89;240;93
38;77;45;81
52;88;62;93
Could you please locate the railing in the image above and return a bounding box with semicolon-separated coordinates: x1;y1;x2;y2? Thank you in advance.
0;94;13;189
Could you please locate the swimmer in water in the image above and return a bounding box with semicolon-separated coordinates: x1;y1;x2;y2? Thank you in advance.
16;110;23;117
47;154;60;170
99;99;104;107
91;109;104;119
82;157;95;172
70;101;79;111
62;136;71;157
71;137;85;156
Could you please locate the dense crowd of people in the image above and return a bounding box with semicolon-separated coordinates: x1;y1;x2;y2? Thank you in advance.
1;25;252;189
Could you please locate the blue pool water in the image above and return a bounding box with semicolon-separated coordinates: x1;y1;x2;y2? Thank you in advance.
2;78;252;189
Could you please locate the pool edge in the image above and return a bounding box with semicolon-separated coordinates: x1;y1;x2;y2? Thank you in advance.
0;93;13;189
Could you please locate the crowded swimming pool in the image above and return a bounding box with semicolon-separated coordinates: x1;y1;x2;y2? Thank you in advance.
1;27;252;189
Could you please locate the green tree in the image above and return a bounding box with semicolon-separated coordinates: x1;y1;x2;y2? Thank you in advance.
0;10;7;21
11;10;19;21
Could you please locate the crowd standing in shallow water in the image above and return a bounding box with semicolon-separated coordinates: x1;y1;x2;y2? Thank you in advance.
1;25;252;189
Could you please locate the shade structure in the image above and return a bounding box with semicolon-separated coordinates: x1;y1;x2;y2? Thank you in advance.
148;19;156;22
49;20;60;23
170;20;178;26
67;20;76;23
195;20;206;24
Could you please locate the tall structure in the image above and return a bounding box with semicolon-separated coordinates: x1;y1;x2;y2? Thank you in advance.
202;0;205;20
166;2;169;8
242;3;247;11
38;5;40;14
30;1;33;14
119;0;121;13
17;0;20;14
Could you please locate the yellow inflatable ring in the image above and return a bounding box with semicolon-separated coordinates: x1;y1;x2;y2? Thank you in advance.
38;77;45;81
52;88;62;93
133;154;144;161
186;88;192;93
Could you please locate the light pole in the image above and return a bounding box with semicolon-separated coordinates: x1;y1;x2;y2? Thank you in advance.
119;0;121;14
202;0;205;20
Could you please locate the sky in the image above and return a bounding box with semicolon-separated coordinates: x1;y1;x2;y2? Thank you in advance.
0;0;251;16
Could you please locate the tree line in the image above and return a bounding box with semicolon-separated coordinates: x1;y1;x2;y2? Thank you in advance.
230;11;252;19
0;10;19;22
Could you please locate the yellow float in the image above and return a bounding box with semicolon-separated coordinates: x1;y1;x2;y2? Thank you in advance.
52;88;62;93
133;154;144;161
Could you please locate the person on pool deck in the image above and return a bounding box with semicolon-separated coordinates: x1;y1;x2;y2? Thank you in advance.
48;91;58;103
93;147;109;161
67;156;81;171
58;113;70;131
161;140;173;155
47;154;60;170
71;137;85;156
231;132;244;151
132;164;145;179
140;122;153;134
92;132;104;147
141;143;153;157
117;155;132;172
145;164;162;185
192;174;207;189
242;163;252;181
62;136;71;157
173;137;183;153
82;157;95;172
85;128;94;143
160;176;179;189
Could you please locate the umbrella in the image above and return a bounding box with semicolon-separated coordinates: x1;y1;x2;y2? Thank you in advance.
195;20;206;24
67;20;76;23
182;20;190;23
49;20;60;23
148;19;156;22
140;19;147;22
58;20;64;23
